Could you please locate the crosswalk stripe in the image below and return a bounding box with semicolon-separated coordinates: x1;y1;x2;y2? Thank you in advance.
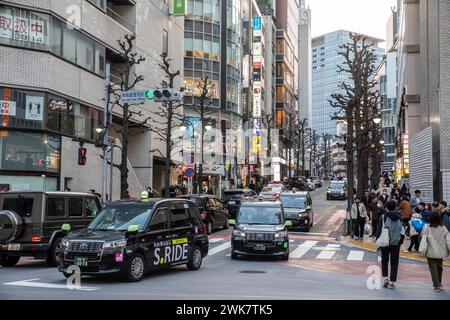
289;240;294;243
225;254;231;257
207;242;231;256
346;250;364;261
290;240;318;258
326;244;340;248
208;238;224;243
316;250;336;260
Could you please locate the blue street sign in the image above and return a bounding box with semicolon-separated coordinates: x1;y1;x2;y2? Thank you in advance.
185;167;194;178
253;17;262;30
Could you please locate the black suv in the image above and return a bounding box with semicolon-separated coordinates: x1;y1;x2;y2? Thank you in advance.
279;192;314;231
229;201;291;260
177;195;229;234
56;198;208;282
327;181;347;200
0;192;101;267
222;189;257;219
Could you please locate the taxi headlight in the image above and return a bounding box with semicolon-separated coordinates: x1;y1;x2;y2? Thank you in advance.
233;230;245;237
298;212;306;218
61;238;70;248
275;230;288;238
102;239;127;249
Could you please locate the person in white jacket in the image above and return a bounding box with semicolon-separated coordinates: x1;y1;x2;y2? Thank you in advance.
351;197;368;241
419;212;450;292
406;212;422;252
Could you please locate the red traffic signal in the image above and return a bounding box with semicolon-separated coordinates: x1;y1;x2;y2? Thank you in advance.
78;147;87;165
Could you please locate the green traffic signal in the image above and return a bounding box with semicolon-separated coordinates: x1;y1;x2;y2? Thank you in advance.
145;89;155;100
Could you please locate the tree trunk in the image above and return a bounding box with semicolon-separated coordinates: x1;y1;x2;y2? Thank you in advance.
347;118;355;213
121;102;129;199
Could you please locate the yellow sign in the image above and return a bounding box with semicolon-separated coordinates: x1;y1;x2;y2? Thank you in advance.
171;238;188;245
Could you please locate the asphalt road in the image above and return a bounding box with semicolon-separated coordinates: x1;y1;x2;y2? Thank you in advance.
1;186;449;300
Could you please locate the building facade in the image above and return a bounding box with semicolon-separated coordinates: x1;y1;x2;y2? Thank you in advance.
311;30;384;136
0;0;184;198
396;0;450;202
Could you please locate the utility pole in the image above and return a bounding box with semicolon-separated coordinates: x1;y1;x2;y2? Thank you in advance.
101;63;110;205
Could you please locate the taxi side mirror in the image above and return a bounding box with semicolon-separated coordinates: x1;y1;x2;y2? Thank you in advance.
285;220;293;227
127;225;139;234
306;206;312;210
61;224;71;234
228;219;236;226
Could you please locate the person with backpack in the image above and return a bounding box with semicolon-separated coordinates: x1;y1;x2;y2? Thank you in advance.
406;209;423;253
419;212;450;292
375;200;404;289
351;197;368;241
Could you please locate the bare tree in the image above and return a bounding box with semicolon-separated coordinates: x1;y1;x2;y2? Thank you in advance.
295;118;309;176
108;34;147;199
151;52;184;198
190;77;215;194
261;111;275;178
285;112;299;178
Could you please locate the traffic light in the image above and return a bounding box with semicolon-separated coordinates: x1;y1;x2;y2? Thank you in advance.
78;147;87;165
145;89;155;100
152;88;182;102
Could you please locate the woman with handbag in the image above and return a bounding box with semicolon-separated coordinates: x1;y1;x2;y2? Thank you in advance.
419;212;450;292
375;200;404;289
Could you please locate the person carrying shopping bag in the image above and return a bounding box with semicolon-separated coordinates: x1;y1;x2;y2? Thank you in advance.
419;212;450;292
375;200;404;289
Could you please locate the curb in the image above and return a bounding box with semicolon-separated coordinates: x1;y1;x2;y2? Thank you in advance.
338;236;450;266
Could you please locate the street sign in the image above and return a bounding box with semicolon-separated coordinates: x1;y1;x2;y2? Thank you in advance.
173;0;186;16
121;90;147;103
184;167;194;178
253;17;262;30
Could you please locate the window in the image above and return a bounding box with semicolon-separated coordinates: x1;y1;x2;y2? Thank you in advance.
162;29;168;54
87;0;106;11
76;33;94;71
68;198;82;216
148;207;169;231
3;197;33;217
85;198;100;217
62;27;77;63
46;198;65;217
170;203;190;228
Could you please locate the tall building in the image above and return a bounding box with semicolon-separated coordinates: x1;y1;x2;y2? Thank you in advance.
275;0;300;178
396;0;450;202
0;0;184;198
182;0;243;192
311;30;384;136
298;0;312;123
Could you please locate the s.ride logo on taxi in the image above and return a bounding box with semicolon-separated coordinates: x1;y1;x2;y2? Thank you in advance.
153;238;189;265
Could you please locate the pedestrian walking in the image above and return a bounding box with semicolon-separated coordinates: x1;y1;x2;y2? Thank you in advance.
380;189;389;206
399;195;413;234
362;190;371;210
410;190;422;211
437;201;450;232
419;212;450;292
416;202;430;224
406;210;422;253
376;200;404;289
369;197;383;237
351;197;368;241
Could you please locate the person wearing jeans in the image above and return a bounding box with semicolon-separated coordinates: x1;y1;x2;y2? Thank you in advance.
376;200;403;289
351;197;368;241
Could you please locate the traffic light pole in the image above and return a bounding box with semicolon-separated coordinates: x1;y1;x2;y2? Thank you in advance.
101;63;110;205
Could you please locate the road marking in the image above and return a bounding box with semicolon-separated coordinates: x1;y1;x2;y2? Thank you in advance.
225;254;231;257
326;244;341;248
289;239;294;243
346;250;364;261
4;278;98;291
289;232;329;236
316;250;336;260
208;238;224;243
207;242;231;256
290;240;318;258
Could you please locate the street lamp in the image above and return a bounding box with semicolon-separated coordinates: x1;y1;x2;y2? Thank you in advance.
380;139;385;145
205;123;212;131
180;124;187;131
95;127;104;134
373;116;382;124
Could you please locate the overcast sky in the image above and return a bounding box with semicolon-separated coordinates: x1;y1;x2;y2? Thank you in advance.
305;0;398;47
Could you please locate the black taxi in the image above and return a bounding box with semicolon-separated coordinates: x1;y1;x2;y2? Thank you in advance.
56;196;208;282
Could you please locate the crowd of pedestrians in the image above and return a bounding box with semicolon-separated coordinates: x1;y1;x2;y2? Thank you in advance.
350;180;450;292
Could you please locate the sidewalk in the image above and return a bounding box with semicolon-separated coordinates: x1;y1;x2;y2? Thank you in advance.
340;233;450;266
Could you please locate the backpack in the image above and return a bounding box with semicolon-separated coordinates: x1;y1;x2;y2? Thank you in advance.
411;218;425;234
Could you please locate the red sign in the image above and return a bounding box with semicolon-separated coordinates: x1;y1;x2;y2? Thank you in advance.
249;164;255;173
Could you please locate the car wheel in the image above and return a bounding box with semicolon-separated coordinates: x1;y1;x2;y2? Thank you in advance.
303;224;310;232
126;253;146;282
223;218;229;230
62;271;73;279
46;237;62;267
0;255;20;267
326;195;329;200
187;245;203;270
231;251;238;259
206;222;213;235
281;252;289;260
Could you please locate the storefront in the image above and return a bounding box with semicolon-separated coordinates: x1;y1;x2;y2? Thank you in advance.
0;86;103;191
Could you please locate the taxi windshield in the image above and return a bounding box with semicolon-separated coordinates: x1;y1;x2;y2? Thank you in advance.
88;204;154;231
237;206;283;225
329;182;345;190
279;196;307;208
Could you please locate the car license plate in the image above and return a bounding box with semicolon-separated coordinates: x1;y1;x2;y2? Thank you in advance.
255;244;266;251
229;201;236;205
7;244;20;251
74;256;88;267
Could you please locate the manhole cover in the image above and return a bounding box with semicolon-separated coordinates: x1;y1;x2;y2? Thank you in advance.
239;270;267;274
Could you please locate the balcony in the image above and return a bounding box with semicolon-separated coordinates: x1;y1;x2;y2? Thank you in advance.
106;3;136;33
